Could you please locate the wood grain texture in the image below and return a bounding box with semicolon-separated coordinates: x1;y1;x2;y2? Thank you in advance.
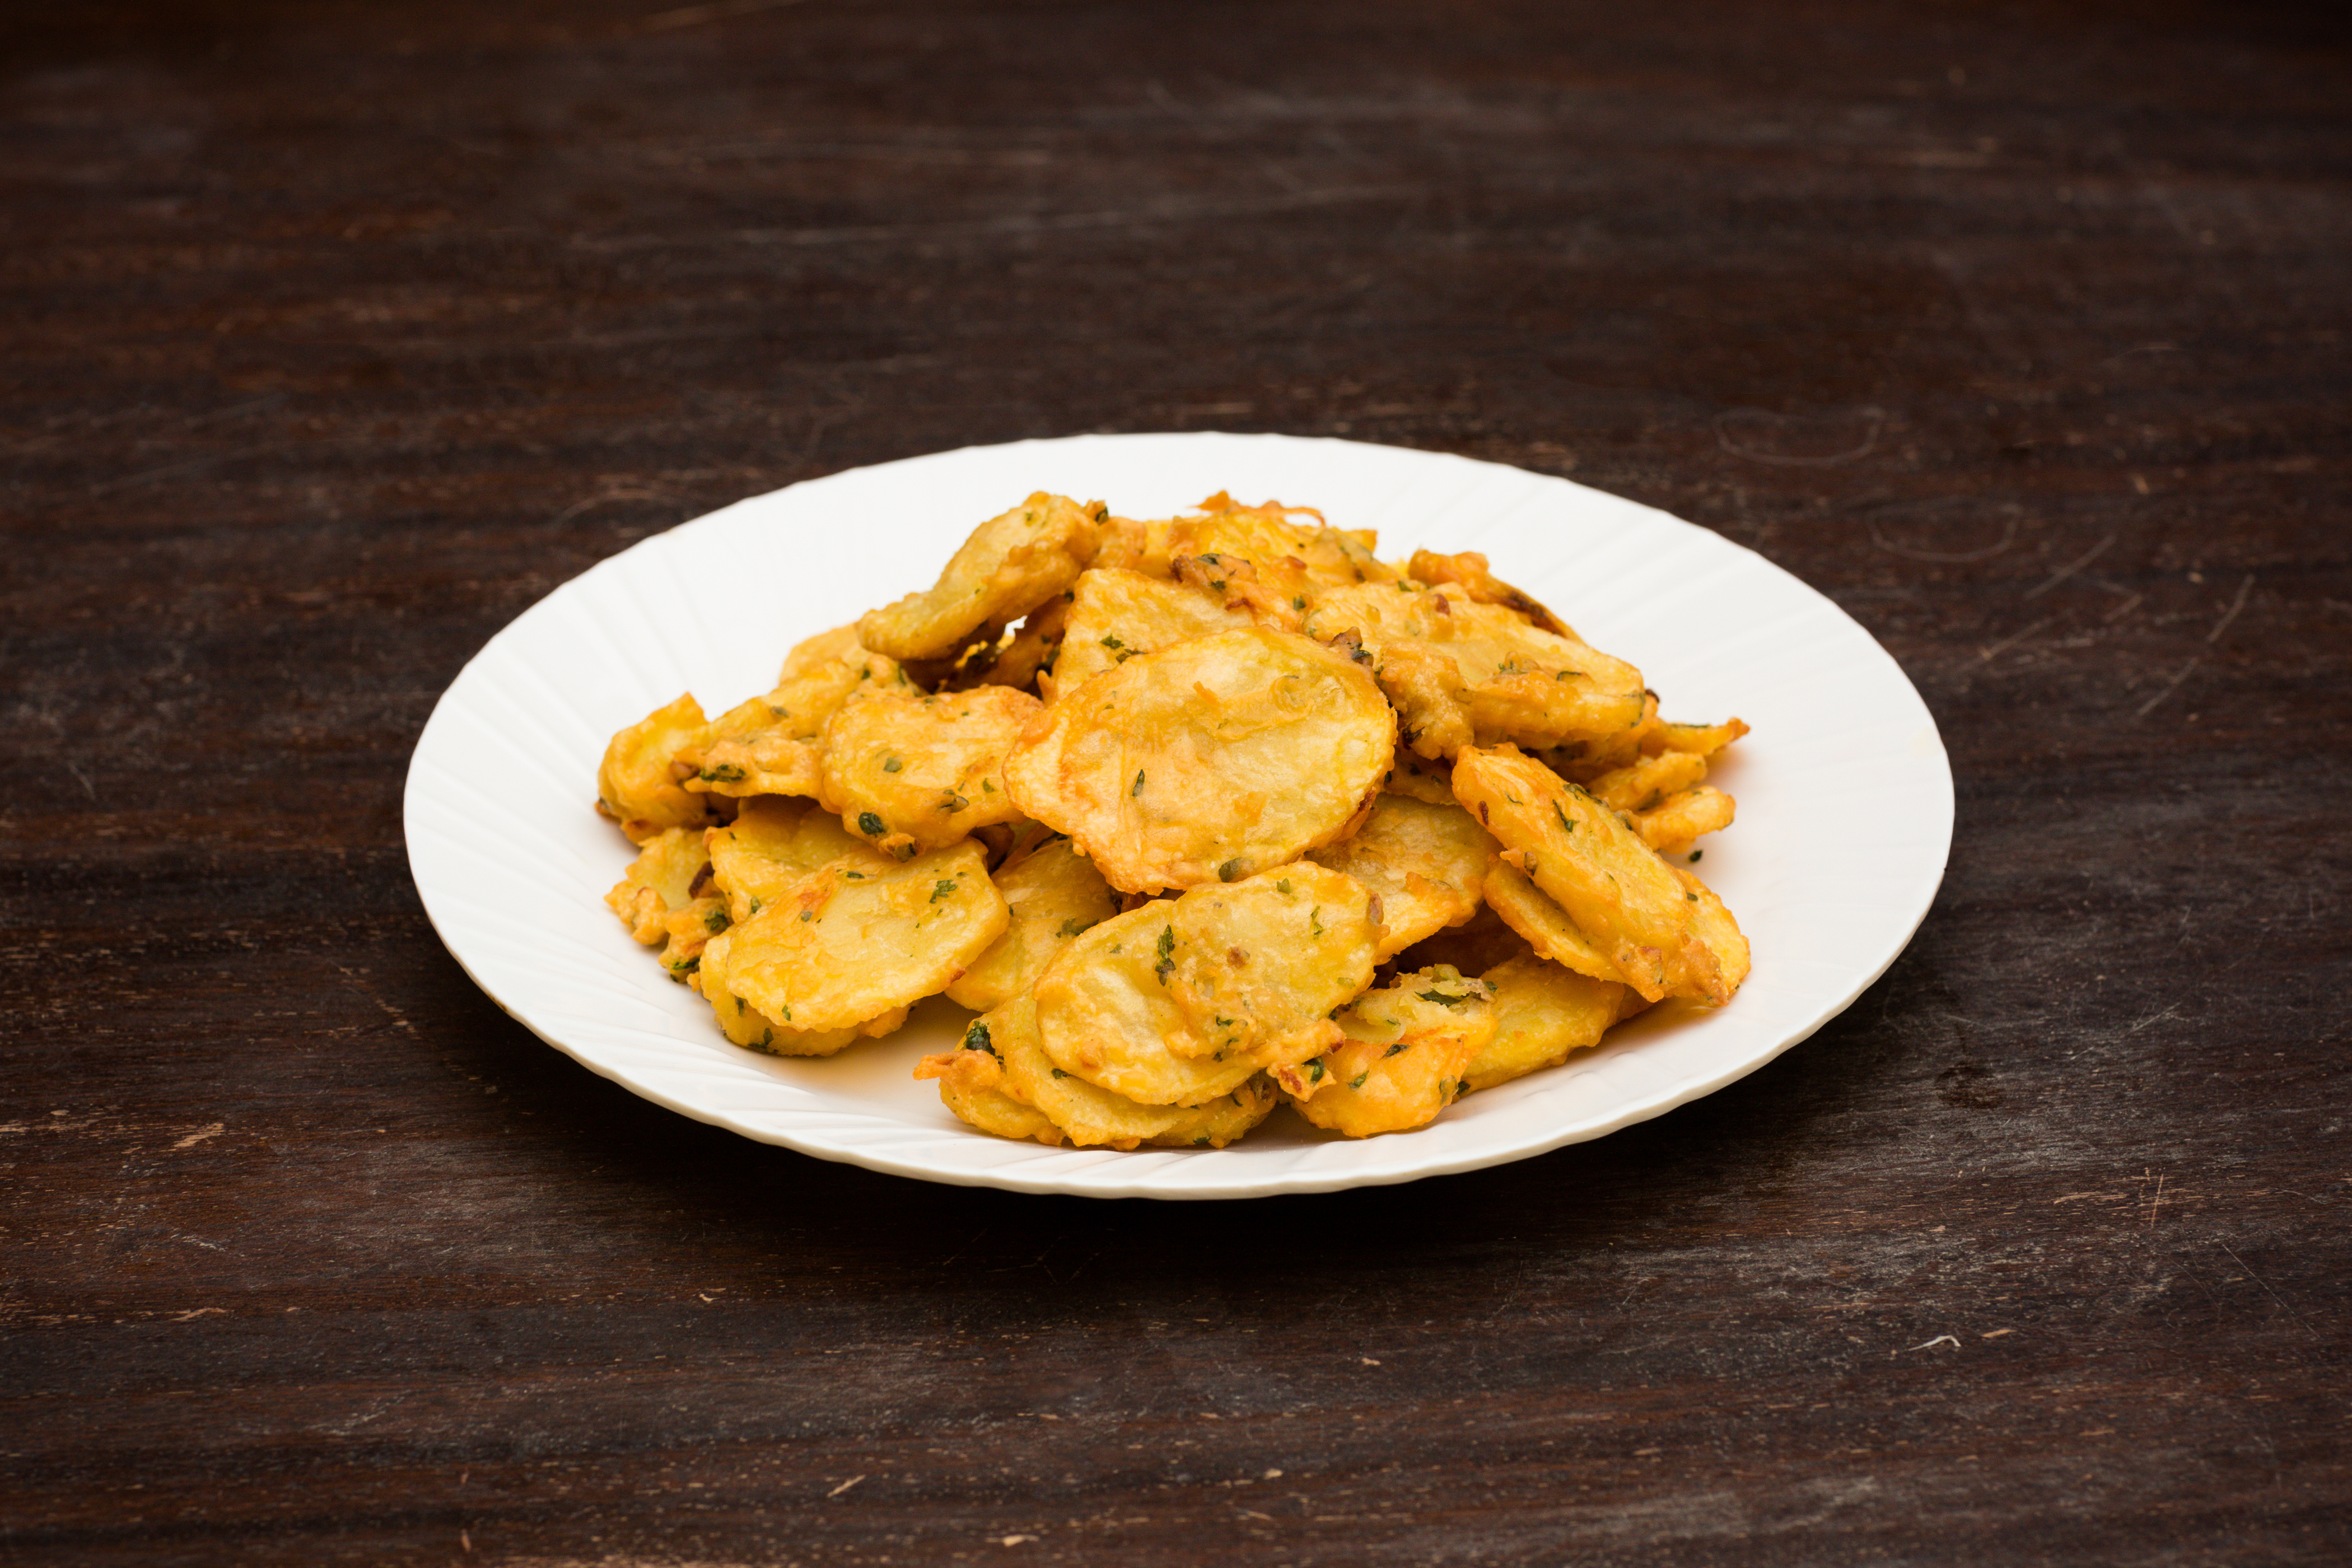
3;1;2346;1562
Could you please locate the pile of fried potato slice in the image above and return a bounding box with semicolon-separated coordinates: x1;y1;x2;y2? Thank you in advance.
596;489;1750;1147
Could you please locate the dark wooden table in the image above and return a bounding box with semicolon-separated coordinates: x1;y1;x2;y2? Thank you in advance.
6;2;2346;1562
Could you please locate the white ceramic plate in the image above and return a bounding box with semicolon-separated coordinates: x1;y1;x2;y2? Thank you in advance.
404;433;1952;1200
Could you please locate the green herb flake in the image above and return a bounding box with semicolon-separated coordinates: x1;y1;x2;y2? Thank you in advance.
1292;595;1306;609
1051;1067;1070;1080
1217;857;1245;882
982;778;996;793
1306;1060;1325;1084
1417;988;1469;1010
940;792;969;813
1153;924;1175;986
1276;879;1292;895
857;811;886;837
1552;800;1575;833
799;909;814;922
1688;848;1703;863
1056;917;1092;938
1687;892;1699;902
1309;907;1324;937
931;879;959;903
1193;1136;1211;1147
698;763;746;783
1100;633;1125;650
962;1019;996;1057
704;907;730;933
1350;1072;1369;1089
746;896;763;915
881;756;903;773
1131;769;1146;797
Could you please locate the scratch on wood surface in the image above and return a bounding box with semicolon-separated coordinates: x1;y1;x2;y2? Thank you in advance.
827;1474;865;1497
2126;1003;2185;1035
2135;656;2202;716
172;1122;223;1149
1902;1334;1960;1352
2206;573;2253;642
1976;616;2051;663
2024;533;2116;599
2216;1243;2319;1340
335;965;419;1035
1870;512;2017;563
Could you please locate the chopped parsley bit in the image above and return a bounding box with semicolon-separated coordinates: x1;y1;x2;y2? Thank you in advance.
1210;578;1226;593
799;909;814;922
1056;917;1092;937
931;879;959;903
940;791;969;813
1050;1067;1070;1080
1153;924;1175;985
1306;1060;1326;1084
1291;595;1305;609
1193;1136;1210;1147
669;955;700;976
747;896;763;914
1688;848;1704;863
982;778;996;793
1384;1040;1409;1056
781;1004;791;1021
734;996;745;1014
843;871;865;879
769;704;787;717
698;763;746;783
1131;769;1146;797
759;1028;774;1048
1552;800;1575;833
882;756;903;773
1100;633;1125;650
1687;892;1699;902
962;1019;996;1057
704;907;730;933
1276;878;1292;895
1214;1015;1234;1028
1350;1072;1369;1089
857;811;886;837
1217;857;1245;882
1309;907;1324;937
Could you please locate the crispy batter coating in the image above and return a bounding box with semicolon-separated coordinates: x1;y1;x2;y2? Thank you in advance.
597;694;718;843
1461;953;1633;1092
1483;858;1627;984
1643;717;1751;758
920;996;1276;1149
1305;583;1646;760
1453;744;1736;1005
704;796;889;923
1173;493;1396;595
1382;749;1458;805
856;492;1104;661
606;825;713;943
1279;966;1495;1136
1049;567;1255;694
1307;791;1496;960
693;841;1007;1035
818;685;1040;856
944;837;1123;1011
1032;865;1376;1107
678;651;913;802
916;1019;1071;1146
1405;548;1572;637
1388;902;1531;977
1587;750;1709;813
1635;785;1735;856
1005;626;1396;894
1675;865;1752;996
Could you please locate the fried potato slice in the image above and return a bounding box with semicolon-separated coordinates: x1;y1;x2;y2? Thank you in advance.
1533;690;1660;783
606;825;713;943
597;694;718;842
1635;785;1735;857
944;837;1123;1011
1461;953;1632;1092
972;595;1070;694
1643;716;1750;758
1483;858;1626;984
678;651;913;800
704;796;889;923
856;492;1104;661
701;962;908;1057
657;895;733;982
778;623;879;682
1172;493;1397;595
922;996;1277;1149
916;1016;1070;1146
1587;751;1710;813
817;685;1040;856
1278;966;1495;1136
1005;626;1396;893
1675;865;1752;996
1307;792;1496;960
1382;749;1458;805
1405;549;1571;637
1454;744;1732;1005
694;841;1008;1034
1033;865;1376;1106
1048;567;1255;694
1303;582;1645;760
1084;513;1182;576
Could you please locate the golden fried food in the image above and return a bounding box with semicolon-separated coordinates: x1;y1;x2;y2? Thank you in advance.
704;796;888;923
857;492;1104;661
1405;548;1571;637
817;686;1040;857
921;995;1276;1149
1032;865;1376;1106
1453;744;1737;1005
1047;567;1253;694
1461;953;1635;1092
944;837;1123;1012
678;651;912;802
594;483;1754;1153
597;693;717;842
1005;626;1395;893
1280;966;1496;1136
694;841;1007;1035
1306;791;1496;960
606;825;713;943
1482;858;1626;984
1303;582;1645;760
